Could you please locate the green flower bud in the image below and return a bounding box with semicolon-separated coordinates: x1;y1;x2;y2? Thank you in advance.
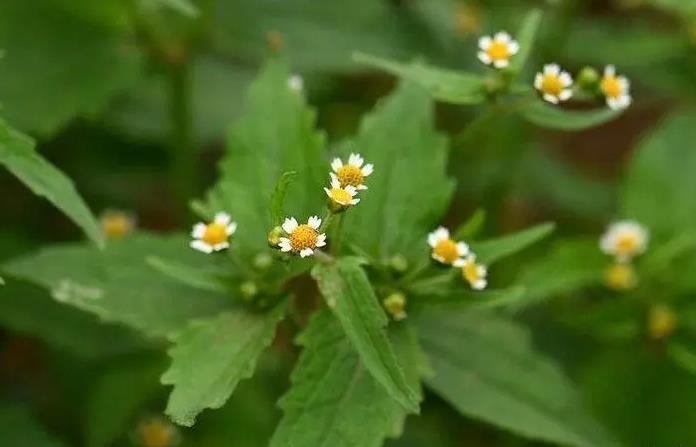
577;66;600;89
383;293;407;321
253;252;273;270
240;281;258;300
389;254;409;273
267;226;283;247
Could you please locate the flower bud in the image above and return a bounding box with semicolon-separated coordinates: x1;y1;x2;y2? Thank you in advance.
577;66;600;89
253;252;273;270
648;304;677;340
267;226;283;247
389;254;409;273
383;293;407;321
603;263;636;291
240;281;258;300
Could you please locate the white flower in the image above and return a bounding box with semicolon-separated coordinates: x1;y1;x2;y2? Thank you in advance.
288;74;304;93
454;255;488;290
277;216;327;258
427;226;469;265
477;31;519;68
324;176;360;207
600;220;648;262
601;65;631;110
190;212;237;254
534;64;573;104
330;153;373;190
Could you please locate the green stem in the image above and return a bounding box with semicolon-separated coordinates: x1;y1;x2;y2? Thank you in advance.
168;60;196;221
330;213;344;255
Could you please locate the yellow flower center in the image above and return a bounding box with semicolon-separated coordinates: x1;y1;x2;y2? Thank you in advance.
100;213;132;239
487;41;510;61
462;261;481;284
138;420;176;447
604;263;636;291
433;239;460;264
601;75;622;98
290;224;318;251
202;223;228;245
541;74;564;96
648;304;677;340
337;165;364;188
615;232;639;255
328;187;353;205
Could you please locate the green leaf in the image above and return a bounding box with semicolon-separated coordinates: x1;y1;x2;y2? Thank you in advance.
0;119;104;247
521;101;622;130
668;342;696;376
0;0;142;135
0;405;65;447
340;81;455;262
508;9;543;76
201;59;325;258
142;0;199;17
354;53;486;104
270;310;423;447
1;233;230;338
454;209;486;240
311;257;420;412
515;238;606;309
621;111;696;237
270;171;299;226
419;311;620;447
0;280;144;358
146;256;230;294
408;285;526;313
471;222;555;265
162;304;286;426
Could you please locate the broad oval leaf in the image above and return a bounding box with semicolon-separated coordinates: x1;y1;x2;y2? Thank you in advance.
419;311;620;447
311;257;420;412
621;111;696;238
0;119;104;247
1;233;230;338
353;52;486;104
270;310;424;447
162;304;286;426
521;101;622;130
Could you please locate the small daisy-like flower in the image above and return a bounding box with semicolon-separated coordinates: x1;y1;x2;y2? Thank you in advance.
534;64;573;104
288;74;304;93
477;31;519;68
278;216;327;258
330;153;373;190
324;176;360;209
600;220;648;262
427;227;469;265
604;262;637;291
600;65;631;110
190;212;237;254
99;209;136;240
135;415;180;447
455;255;488;290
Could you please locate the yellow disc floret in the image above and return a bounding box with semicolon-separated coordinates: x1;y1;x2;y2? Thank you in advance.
433;239;460;264
541;74;563;96
615;232;639;257
486;41;510;62
463;260;481;284
202;223;229;246
336;165;364;188
290;224;319;252
328;187;353;205
601;75;622;99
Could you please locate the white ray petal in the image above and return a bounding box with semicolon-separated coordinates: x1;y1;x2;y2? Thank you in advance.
190;240;213;254
331;158;343;172
300;248;314;258
282;217;298;234
191;223;207;238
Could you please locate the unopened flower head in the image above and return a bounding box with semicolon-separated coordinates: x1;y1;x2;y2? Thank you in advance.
190;212;237;254
383;293;407;321
477;31;519;68
648;303;677;340
324;176;360;210
601;65;631;110
455;255;488;290
427;227;469;265
534;64;573;104
100;209;136;240
330;153;373;190
277;216;327;258
288;74;304;93
135;415;180;447
600;220;648;262
604;262;637;291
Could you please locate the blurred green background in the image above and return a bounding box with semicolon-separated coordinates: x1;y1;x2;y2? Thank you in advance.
1;0;695;446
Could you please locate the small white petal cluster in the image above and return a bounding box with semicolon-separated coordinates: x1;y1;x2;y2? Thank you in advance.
190;212;238;254
427;227;469;265
600;220;648;263
534;63;574;104
477;31;519;68
601;65;632;110
278;216;327;258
